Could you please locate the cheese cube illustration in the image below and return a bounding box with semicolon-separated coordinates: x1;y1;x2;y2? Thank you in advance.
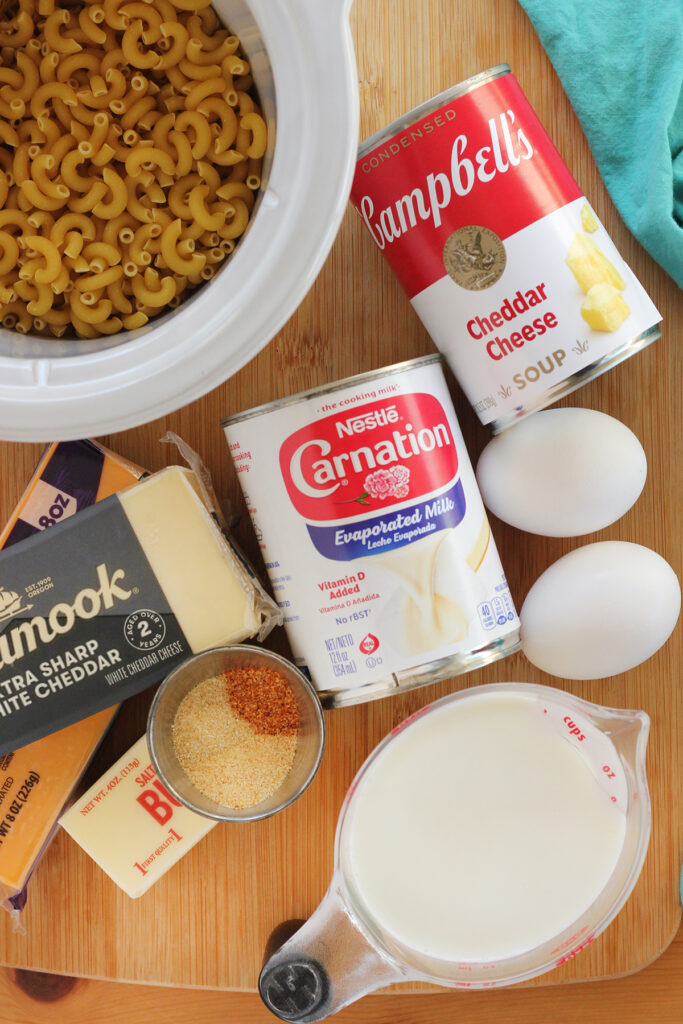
566;234;626;293
580;205;599;233
581;283;630;332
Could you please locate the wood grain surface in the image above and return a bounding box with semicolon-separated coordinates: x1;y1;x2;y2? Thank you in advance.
0;922;680;1024
0;0;680;1006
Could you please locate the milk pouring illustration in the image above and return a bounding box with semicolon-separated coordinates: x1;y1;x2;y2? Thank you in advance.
223;356;520;706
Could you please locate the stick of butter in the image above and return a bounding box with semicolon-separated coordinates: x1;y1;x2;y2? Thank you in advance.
60;735;216;898
0;466;280;753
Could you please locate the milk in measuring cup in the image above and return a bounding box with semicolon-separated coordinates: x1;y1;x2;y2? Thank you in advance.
222;356;520;707
345;691;627;962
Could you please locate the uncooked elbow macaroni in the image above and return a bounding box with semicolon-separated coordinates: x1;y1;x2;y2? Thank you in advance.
0;0;267;338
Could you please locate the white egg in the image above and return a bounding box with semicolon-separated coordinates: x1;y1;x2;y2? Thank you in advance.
521;542;680;679
476;409;646;537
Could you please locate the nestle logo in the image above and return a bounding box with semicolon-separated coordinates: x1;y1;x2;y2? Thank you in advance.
335;405;399;438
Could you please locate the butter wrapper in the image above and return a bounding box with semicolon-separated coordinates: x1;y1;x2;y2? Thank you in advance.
60;735;216;897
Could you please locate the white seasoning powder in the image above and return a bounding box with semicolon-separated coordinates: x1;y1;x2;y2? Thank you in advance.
173;674;297;809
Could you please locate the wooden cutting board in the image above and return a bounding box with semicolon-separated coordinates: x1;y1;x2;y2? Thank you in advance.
0;0;680;995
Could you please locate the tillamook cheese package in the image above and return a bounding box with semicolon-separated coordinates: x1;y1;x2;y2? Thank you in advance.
0;465;280;754
0;440;145;916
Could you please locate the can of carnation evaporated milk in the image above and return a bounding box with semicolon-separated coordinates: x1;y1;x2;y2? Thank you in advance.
222;356;520;707
351;65;661;433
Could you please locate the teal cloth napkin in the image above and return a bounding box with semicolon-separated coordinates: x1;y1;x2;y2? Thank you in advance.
518;0;683;289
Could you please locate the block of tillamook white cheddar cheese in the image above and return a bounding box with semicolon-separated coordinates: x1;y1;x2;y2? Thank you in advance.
0;466;279;753
118;468;269;652
60;735;216;897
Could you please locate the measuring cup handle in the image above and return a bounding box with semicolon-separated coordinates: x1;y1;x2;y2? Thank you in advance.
259;885;407;1021
260;953;332;1022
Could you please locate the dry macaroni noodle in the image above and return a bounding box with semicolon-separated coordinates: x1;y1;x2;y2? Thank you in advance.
0;0;266;337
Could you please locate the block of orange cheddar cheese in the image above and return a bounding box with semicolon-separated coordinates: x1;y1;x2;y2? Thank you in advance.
0;708;117;897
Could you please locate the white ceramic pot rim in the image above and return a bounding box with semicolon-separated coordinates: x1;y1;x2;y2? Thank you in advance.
0;0;358;442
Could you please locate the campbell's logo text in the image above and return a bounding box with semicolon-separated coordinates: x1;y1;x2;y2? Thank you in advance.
351;75;583;298
360;110;533;251
279;394;458;522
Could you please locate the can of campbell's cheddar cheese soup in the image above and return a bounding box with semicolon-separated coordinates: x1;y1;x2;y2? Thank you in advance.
351;66;661;433
222;355;520;707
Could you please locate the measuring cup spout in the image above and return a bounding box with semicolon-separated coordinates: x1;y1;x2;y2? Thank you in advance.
601;708;650;770
259;885;407;1021
626;710;649;741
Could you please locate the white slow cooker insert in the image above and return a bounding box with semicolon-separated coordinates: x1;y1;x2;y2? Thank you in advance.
0;0;358;441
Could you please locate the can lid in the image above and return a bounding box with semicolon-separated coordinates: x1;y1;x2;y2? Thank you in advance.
259;957;331;1022
221;353;443;427
357;64;511;159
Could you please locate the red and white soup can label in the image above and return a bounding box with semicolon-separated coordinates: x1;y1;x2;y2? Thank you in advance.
351;67;661;431
223;356;519;705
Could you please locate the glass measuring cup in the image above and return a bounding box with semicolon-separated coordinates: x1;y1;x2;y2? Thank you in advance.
259;682;650;1021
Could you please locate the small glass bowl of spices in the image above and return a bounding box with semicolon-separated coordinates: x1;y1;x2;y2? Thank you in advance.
147;646;325;822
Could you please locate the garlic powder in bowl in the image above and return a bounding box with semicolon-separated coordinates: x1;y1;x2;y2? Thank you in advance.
147;645;325;823
173;668;299;809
